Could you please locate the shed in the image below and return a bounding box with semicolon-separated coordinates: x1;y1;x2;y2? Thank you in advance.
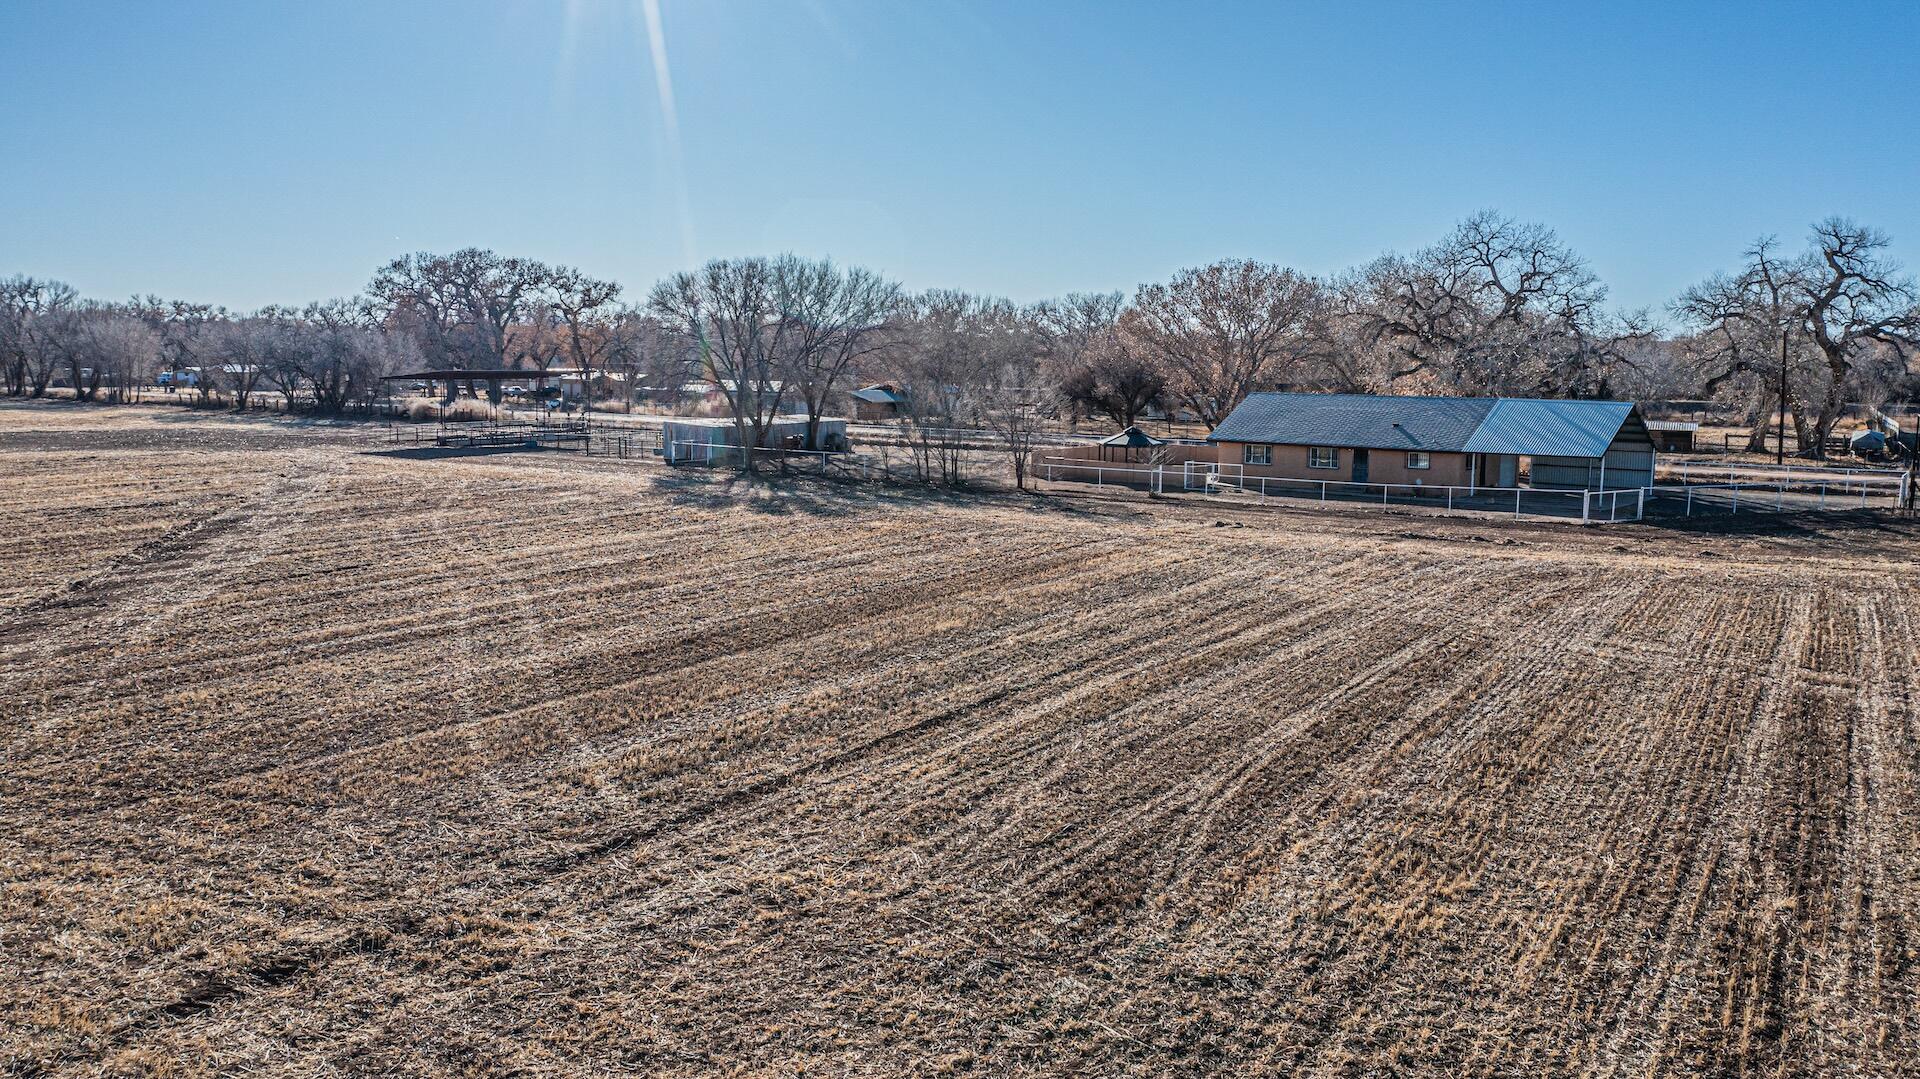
1644;420;1698;453
851;383;907;422
660;416;850;464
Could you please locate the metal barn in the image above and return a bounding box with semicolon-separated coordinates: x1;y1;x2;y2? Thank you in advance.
660;417;850;464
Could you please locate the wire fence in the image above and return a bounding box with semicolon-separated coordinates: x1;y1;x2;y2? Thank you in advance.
1645;475;1908;517
1663;459;1907;491
1037;457;1646;523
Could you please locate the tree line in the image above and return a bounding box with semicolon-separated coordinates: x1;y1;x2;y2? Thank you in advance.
3;211;1915;473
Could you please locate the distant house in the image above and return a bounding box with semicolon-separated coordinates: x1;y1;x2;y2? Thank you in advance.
1208;393;1657;490
850;383;907;421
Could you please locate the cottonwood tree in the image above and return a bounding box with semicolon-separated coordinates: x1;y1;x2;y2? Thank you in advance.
605;308;692;410
211;315;282;410
1674;238;1817;451
507;301;568;378
1058;317;1166;430
649;257;796;470
0;277;33;396
258;309;311;409
1345;212;1614;395
888;290;1031;485
82;308;160;404
38;302;97;401
1032;291;1122;398
369;252;467;372
447;248;550;373
299;297;407;414
1678;222;1918;456
132;298;225;404
1126;259;1326;428
548;266;624;373
0;277;75;397
768;255;902;452
47;303;153;403
1797;218;1918;454
370;249;552;397
1033;291;1164;428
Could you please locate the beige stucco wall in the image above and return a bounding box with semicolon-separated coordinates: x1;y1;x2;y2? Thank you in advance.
1214;442;1474;488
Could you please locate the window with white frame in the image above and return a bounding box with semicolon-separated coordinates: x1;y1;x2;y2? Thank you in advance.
1308;447;1339;469
1406;451;1430;470
1242;444;1272;466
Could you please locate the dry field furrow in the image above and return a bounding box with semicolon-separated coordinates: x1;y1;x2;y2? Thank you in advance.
3;405;1919;1077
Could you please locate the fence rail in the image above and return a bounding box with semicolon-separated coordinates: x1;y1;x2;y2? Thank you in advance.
1038;457;1645;523
1663;460;1906;489
1647;476;1907;517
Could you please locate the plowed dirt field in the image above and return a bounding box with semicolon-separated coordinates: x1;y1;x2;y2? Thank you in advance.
4;403;1918;1076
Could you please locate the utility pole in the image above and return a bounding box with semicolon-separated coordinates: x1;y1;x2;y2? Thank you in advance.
1776;328;1789;466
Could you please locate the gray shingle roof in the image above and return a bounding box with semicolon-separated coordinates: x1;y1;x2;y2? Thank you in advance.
1209;393;1639;459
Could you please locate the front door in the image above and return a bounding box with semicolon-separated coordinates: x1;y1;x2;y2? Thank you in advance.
1352;447;1369;483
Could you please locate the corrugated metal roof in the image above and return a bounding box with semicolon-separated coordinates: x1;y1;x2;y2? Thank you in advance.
1208;393;1495;451
851;384;904;404
1464;399;1636;458
1208;392;1640;459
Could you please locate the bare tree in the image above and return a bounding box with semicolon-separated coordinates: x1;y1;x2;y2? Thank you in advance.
1126;259;1325;428
982;382;1055;490
1058;318;1165;430
81;307;160;404
369;252;467;372
210;315;283;410
1344;212;1612;395
299;297;407;414
604;307;692;411
649;257;795;471
769;255;902;451
0;277;75;397
132;298;225;405
548;266;623;369
1678;222;1918;457
1798;218;1918;455
0;277;34;396
887;290;1027;485
1674;238;1816;451
370;249;551;399
1033;291;1140;427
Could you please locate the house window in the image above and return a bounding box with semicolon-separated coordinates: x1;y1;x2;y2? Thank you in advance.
1308;447;1339;469
1242;445;1272;466
1406;452;1430;470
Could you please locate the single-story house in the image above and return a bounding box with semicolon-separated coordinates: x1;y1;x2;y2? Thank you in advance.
1207;393;1656;491
1643;420;1698;453
850;383;907;422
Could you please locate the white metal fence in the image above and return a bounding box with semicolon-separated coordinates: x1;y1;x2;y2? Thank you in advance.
1645;474;1909;517
1039;457;1645;523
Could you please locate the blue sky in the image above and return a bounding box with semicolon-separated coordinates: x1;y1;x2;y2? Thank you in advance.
3;1;1916;315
